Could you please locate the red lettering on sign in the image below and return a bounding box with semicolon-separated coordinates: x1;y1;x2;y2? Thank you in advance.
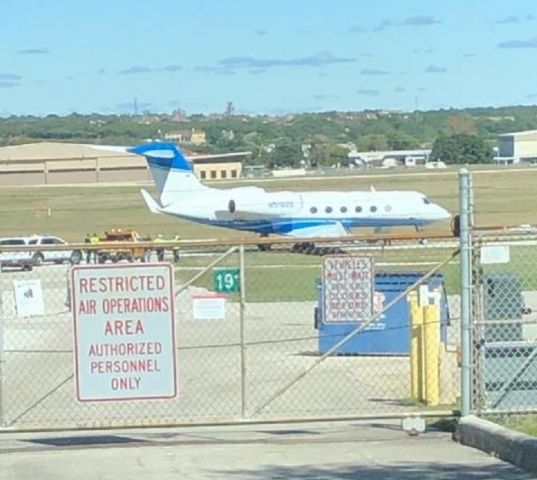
80;277;98;293
111;377;141;390
104;320;145;336
78;299;96;315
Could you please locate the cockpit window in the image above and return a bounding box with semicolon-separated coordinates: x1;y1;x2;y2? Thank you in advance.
423;197;431;205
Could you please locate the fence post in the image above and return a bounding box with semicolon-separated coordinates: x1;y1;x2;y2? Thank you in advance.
459;168;473;417
239;245;246;418
468;172;475;228
0;271;4;427
408;291;424;400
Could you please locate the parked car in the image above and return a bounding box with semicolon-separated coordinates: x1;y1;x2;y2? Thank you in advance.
26;235;82;266
0;237;34;270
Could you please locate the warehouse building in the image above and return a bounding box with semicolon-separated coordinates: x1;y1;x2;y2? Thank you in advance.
190;152;250;180
348;149;431;168
0;142;250;186
495;130;537;165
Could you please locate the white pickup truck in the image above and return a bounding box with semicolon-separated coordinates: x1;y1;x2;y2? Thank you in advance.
0;237;34;271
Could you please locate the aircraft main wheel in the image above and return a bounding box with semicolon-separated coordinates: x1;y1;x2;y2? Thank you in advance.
292;243;306;253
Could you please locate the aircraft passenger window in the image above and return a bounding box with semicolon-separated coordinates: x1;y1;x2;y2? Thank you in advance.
210;170;217;179
340;206;347;213
325;206;333;213
355;206;362;213
310;207;318;214
200;171;206;179
370;206;377;212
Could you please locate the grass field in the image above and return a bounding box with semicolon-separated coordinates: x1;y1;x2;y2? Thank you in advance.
495;415;537;437
1;165;535;304
0;165;536;242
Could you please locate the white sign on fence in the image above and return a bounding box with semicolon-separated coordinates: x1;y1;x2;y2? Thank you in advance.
192;293;226;320
71;263;177;402
13;279;45;318
322;255;374;323
480;244;510;265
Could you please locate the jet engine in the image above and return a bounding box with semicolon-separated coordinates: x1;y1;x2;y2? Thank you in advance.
225;190;302;219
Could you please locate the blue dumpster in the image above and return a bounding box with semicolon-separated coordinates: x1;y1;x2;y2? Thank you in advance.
316;272;449;355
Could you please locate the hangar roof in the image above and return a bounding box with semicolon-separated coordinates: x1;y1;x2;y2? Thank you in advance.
0;142;251;165
0;142;135;161
498;130;537;138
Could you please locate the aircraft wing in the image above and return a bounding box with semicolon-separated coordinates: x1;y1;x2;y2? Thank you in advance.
283;222;349;239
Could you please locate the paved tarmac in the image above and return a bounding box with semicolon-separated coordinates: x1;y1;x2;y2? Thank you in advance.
0;420;534;480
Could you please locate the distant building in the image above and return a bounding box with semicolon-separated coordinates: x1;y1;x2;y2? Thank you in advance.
0;142;250;185
495;130;537;165
190;152;251;180
164;128;206;145
348;149;431;168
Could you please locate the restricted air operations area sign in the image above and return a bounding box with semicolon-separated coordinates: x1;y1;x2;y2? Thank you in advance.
71;263;177;402
322;255;374;323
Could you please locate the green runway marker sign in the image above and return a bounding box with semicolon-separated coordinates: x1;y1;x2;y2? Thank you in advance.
213;268;240;293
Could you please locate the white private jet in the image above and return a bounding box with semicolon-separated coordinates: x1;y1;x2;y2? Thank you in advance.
128;142;450;239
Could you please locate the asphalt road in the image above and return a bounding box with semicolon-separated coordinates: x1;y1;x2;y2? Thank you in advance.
0;420;533;480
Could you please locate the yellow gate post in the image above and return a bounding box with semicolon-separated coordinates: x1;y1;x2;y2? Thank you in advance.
423;303;441;406
408;292;424;401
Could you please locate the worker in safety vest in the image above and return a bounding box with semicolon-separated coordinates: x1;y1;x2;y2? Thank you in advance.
154;233;165;261
172;234;181;263
89;233;100;263
84;233;91;263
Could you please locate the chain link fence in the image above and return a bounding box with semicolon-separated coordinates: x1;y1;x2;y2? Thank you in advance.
471;233;537;416
2;168;536;431
0;237;461;430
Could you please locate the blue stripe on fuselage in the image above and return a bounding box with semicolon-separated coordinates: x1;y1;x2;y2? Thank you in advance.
161;213;431;235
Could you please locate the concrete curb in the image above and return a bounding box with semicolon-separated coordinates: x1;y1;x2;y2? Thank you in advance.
454;415;537;474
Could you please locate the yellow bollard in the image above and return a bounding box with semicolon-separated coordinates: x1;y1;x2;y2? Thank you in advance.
423;304;441;406
408;292;424;401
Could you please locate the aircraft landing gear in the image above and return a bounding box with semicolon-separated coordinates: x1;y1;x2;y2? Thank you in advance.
257;234;272;251
415;225;427;244
292;242;315;254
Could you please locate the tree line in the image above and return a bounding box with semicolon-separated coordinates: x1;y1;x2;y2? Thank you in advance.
0;105;532;166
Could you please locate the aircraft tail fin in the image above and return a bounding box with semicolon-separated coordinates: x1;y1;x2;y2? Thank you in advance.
129;142;207;203
140;189;163;214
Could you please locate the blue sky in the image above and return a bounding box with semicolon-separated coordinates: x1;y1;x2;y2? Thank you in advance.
1;0;537;116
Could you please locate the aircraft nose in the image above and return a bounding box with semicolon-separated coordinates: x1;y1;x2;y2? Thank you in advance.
437;206;451;220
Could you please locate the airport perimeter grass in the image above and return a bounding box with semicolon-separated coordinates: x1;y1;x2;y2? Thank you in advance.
175;248;458;302
0;165;536;242
494;415;537;438
175;244;537;302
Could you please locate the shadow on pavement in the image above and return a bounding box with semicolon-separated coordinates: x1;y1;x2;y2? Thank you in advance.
214;462;532;480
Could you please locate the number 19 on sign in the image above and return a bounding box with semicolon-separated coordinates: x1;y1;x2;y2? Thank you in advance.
213;268;240;293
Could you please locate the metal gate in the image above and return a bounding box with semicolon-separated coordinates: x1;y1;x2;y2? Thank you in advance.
470;232;537;416
0;236;462;430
